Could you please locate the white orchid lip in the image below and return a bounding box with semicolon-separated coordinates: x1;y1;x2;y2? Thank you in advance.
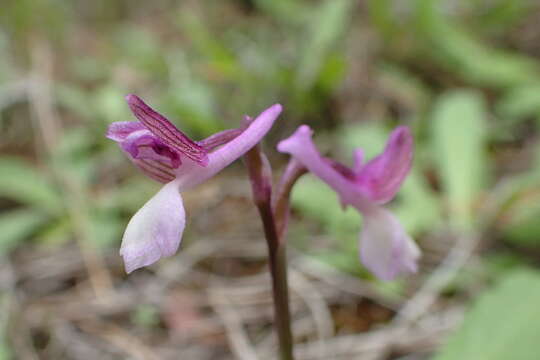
108;95;282;273
120;180;185;274
277;125;419;280
359;207;420;281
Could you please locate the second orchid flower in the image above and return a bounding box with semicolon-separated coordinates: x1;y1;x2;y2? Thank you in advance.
278;125;420;280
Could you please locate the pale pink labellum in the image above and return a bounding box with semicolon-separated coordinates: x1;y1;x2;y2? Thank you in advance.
359;207;420;281
108;95;282;273
277;125;419;280
120;180;185;274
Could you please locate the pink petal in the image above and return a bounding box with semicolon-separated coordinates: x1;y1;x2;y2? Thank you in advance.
199;128;245;150
352;148;364;173
326;158;357;180
106;121;146;141
355;126;413;204
359;207;420;280
132;158;176;183
110;127;180;183
120;180;186;273
121;129;180;167
125;94;209;166
277;125;368;210
176;104;282;191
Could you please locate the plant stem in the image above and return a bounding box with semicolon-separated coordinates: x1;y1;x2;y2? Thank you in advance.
257;203;294;360
273;159;307;240
245;147;295;360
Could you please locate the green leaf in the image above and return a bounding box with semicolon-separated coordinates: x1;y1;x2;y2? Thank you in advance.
52;127;97;186
0;157;62;214
131;304;160;328
88;209;122;249
431;90;488;230
414;0;540;88
35;217;72;247
165;50;222;135
56;84;95;120
503;200;540;247
498;165;540;247
291;175;361;275
312;251;362;276
476;147;540;246
0;295;11;360
93;85;129;124
175;12;241;79
114;25;167;76
291;176;360;233
474;0;533;35
434;270;540;360
393;169;441;234
0;32;14;83
254;0;312;24
339;123;388;160
106;178;158;213
497;84;540;121
295;0;353;90
367;0;398;40
0;209;47;254
376;64;431;117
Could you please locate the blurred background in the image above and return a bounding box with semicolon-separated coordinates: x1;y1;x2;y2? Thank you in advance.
1;0;540;359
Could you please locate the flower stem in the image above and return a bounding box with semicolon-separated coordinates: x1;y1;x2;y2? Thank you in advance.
257;204;294;360
245;147;294;360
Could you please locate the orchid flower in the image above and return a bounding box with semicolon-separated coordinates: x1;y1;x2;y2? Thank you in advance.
107;94;282;273
277;125;419;280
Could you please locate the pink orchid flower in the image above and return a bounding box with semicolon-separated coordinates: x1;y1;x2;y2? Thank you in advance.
108;94;282;273
277;125;419;280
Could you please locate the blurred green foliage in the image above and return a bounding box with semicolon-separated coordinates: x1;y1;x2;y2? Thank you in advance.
431;90;488;231
2;0;540;358
435;270;540;360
